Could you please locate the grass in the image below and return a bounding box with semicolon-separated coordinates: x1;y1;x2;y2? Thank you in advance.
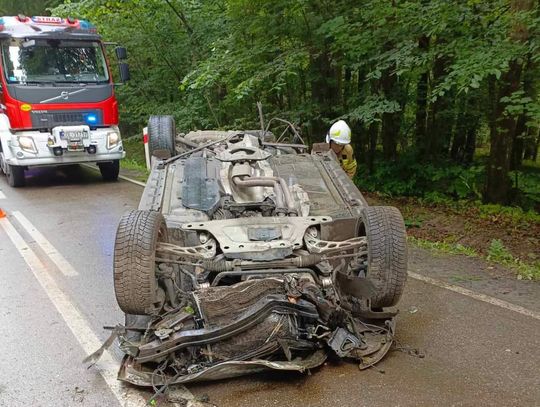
409;236;540;281
121;136;149;180
122;135;147;165
408;236;478;257
487;239;540;280
476;203;540;226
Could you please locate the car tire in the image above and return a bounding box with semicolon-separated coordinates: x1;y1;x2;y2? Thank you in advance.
113;210;168;315
7;165;25;187
98;160;119;181
360;206;408;308
148;115;176;158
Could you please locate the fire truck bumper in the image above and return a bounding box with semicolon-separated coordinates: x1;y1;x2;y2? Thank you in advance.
3;127;126;167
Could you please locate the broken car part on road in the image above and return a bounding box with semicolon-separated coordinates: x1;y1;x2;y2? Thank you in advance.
108;116;408;387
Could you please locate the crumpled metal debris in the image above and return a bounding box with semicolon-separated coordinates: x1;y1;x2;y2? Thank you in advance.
82;325;124;367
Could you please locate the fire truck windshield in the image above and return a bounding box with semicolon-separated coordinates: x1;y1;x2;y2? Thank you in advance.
1;39;109;84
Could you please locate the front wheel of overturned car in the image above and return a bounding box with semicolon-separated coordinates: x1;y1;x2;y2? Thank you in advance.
114;210;168;315
360;206;408;308
148;115;176;158
7;164;25;187
98;160;120;181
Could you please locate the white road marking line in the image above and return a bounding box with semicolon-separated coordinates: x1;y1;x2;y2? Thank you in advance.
408;271;540;321
0;216;149;406
12;211;79;277
0;190;6;199
81;164;146;187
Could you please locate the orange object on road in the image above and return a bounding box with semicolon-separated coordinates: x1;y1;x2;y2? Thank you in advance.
0;208;6;218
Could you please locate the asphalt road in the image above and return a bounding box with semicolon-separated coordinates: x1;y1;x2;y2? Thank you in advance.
0;165;539;407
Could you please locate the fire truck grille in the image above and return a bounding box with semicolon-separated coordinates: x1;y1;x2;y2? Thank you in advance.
31;110;102;129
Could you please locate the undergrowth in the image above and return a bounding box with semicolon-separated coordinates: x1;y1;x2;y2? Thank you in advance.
487;239;540;280
408;236;478;257
356;152;540;213
121;136;149;178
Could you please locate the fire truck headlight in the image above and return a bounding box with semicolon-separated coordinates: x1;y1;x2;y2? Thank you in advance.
107;132;120;149
18;136;37;153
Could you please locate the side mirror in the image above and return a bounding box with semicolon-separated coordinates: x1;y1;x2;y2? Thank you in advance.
115;46;127;60
119;62;130;82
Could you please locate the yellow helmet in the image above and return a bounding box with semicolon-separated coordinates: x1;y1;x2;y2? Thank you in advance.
326;120;351;144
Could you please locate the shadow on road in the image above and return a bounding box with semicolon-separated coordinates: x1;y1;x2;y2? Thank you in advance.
21;165;106;188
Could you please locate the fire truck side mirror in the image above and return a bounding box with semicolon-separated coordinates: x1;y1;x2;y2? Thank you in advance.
119;63;130;82
115;46;128;60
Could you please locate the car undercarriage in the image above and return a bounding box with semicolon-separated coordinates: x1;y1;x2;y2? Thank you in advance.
112;116;407;387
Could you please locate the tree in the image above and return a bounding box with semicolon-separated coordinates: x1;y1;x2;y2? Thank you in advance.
485;0;536;204
0;0;62;15
50;0;540;207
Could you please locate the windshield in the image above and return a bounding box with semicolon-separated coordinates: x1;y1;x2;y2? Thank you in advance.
1;38;109;84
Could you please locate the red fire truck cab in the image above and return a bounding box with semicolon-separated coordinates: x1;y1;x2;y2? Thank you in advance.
0;15;129;187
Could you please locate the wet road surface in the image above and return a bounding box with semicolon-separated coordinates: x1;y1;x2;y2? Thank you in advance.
0;166;538;407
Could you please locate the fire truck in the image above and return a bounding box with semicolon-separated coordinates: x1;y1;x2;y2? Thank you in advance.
0;15;130;187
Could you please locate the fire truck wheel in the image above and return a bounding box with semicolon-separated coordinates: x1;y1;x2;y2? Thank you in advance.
148;115;176;158
98;160;119;181
7;165;25;187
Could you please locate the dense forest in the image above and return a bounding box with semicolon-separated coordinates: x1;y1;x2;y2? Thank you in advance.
3;0;540;208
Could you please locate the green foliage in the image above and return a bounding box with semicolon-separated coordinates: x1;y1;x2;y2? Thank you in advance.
356;153;484;200
511;162;540;209
357;153;540;212
343;95;401;126
49;0;540;210
120;136;149;179
487;239;514;263
478;204;540;225
0;0;62;15
121;136;146;167
501;90;540;126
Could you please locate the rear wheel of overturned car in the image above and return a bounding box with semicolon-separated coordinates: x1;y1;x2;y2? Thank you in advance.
98;160;119;181
7;164;25;187
148;115;176;158
360;206;408;308
114;210;168;315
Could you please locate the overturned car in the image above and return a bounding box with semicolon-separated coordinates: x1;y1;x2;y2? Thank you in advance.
113;116;407;386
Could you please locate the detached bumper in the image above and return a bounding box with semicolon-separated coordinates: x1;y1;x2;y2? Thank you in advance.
4;128;125;167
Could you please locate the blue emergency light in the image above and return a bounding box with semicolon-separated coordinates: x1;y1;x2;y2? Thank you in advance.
85;113;98;124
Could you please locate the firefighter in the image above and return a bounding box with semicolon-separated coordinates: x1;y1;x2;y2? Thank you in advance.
326;120;357;178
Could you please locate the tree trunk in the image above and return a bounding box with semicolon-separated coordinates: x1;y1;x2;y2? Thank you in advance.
450;97;467;161
426;51;454;158
523;128;539;160
485;0;534;204
380;69;400;160
485;61;522;204
510;115;527;170
415;36;429;157
343;68;352;110
451;94;480;164
310;50;335;137
463;127;478;166
514;53;537;166
367;122;379;174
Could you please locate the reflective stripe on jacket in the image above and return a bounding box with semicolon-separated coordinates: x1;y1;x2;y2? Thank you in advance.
338;144;357;179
